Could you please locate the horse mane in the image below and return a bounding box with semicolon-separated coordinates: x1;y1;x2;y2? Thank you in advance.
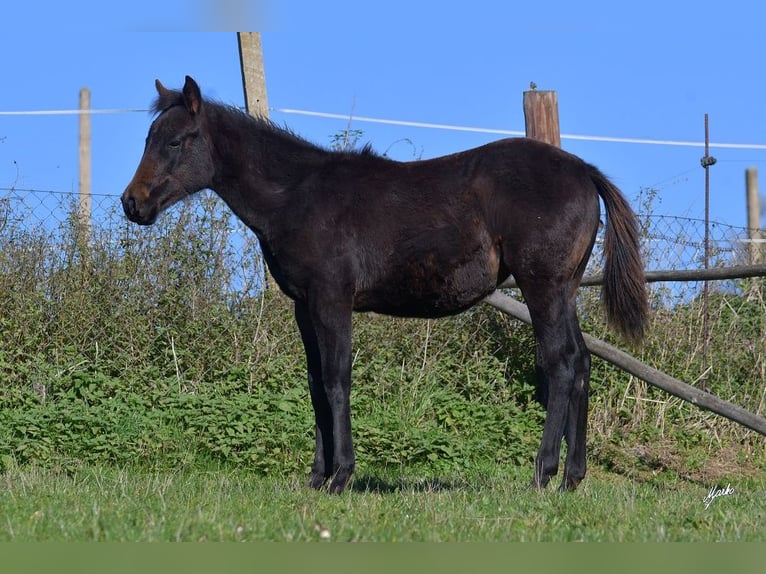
150;88;383;160
151;90;183;115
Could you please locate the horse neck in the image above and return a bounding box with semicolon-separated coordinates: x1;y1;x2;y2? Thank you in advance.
206;105;324;234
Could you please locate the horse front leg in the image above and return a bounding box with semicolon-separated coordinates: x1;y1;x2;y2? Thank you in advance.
295;302;332;488
294;296;355;494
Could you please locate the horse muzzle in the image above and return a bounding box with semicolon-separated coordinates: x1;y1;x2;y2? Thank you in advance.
121;191;158;226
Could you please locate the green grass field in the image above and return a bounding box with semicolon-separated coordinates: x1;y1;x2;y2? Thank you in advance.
1;464;763;542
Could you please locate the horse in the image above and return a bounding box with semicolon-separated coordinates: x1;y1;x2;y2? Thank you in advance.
122;76;648;494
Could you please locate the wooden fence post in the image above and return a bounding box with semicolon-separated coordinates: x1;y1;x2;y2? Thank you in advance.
237;32;269;118
523;87;561;147
746;167;763;265
78;87;91;236
237;32;275;292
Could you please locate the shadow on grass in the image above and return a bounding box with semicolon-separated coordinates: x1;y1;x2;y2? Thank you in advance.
350;474;470;494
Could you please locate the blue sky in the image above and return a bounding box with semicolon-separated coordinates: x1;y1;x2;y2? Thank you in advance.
2;0;766;232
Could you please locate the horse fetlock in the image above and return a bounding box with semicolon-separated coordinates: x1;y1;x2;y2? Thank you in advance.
327;464;355;494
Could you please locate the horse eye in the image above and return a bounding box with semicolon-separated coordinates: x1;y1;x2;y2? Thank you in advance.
167;140;181;150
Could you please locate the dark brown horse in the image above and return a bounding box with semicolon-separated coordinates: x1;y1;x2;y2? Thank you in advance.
122;76;648;493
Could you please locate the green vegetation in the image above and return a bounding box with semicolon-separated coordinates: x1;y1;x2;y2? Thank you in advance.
1;465;763;541
0;192;763;541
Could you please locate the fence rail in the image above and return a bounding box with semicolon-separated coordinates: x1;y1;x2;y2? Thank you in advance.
500;264;766;290
484;291;766;436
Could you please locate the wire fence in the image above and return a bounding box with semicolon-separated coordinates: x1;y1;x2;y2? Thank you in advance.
0;187;267;301
643;214;758;270
1;185;761;279
3;183;764;352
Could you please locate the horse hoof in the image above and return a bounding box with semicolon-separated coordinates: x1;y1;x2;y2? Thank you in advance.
558;478;582;492
328;469;353;494
308;472;328;490
528;476;552;491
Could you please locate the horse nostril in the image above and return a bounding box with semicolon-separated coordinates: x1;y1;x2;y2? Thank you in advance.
122;195;136;216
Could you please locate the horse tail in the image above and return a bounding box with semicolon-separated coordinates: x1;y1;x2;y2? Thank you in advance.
589;165;649;343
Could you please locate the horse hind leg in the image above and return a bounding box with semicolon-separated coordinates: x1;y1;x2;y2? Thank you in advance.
561;320;591;491
524;291;588;490
558;226;595;491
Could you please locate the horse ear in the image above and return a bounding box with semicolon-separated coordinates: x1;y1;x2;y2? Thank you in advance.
182;75;202;115
155;79;171;98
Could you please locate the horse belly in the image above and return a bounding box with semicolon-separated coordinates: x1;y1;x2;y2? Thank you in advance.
355;235;502;318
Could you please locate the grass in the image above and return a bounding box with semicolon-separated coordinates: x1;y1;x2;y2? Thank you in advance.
1;463;763;542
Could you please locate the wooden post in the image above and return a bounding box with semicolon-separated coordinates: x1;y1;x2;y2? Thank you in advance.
523;87;561;147
237;32;269;118
746;167;763;265
78;87;91;235
700;114;716;383
237;32;274;291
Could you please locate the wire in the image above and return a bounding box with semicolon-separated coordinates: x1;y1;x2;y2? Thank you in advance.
648;167;698;190
0;186;115;197
4;104;766;150
0;108;148;116
275;108;766;150
274;108;528;137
